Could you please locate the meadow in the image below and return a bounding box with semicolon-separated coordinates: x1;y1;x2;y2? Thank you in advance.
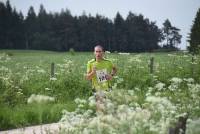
0;50;200;133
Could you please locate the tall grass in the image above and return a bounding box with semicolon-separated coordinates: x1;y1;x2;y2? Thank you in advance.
0;50;199;131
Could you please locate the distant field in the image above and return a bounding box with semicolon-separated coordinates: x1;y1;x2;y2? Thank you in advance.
0;50;200;133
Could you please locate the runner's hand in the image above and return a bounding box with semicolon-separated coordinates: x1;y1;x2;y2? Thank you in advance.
92;66;96;74
106;74;112;80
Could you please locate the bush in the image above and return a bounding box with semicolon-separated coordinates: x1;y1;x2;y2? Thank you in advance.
0;107;13;130
5;52;14;56
69;48;75;55
25;110;41;125
2;87;26;107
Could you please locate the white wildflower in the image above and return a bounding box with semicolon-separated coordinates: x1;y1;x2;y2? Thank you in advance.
128;56;142;63
50;77;57;81
168;84;178;91
105;51;111;54
112;83;117;89
167;54;176;57
170;77;182;84
145;92;151;97
118;52;130;55
184;78;194;83
37;69;46;73
45;88;52;91
27;94;55;104
127;90;134;96
154;82;165;91
146;96;173;108
134;87;140;91
88;95;96;108
191;62;197;65
183;54;189;58
117;77;124;83
17;91;23;95
83;109;93;118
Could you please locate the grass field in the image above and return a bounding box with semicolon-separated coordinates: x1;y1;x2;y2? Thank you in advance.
0;50;200;133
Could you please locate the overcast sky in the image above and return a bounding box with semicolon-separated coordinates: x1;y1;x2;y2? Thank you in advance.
2;0;200;50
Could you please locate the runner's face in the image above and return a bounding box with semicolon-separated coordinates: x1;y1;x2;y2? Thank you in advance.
94;47;103;60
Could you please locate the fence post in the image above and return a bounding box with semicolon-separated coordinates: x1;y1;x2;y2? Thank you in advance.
51;62;55;78
191;55;195;77
168;114;188;134
150;57;154;74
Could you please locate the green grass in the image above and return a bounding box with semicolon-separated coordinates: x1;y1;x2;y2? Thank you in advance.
0;103;75;130
0;50;199;130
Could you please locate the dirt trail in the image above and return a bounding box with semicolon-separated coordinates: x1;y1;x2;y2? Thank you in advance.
0;123;62;134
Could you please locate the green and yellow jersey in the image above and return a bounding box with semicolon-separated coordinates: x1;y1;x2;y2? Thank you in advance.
87;58;114;91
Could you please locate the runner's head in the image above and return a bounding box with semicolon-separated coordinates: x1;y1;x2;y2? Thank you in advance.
94;45;104;61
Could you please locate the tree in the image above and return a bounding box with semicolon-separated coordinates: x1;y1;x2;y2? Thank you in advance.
0;0;25;49
4;0;13;48
56;9;77;51
188;8;200;54
11;8;25;49
36;4;55;50
0;1;166;52
0;1;7;48
113;12;127;52
25;6;37;49
162;19;182;49
145;21;162;51
170;27;182;48
126;12;162;52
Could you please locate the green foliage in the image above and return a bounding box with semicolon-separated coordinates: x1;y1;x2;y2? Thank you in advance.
58;77;200;134
0;50;200;131
0;106;14;130
189;8;200;54
0;103;75;130
162;19;182;49
69;48;75;55
5;52;14;56
0;1;165;52
1;86;26;107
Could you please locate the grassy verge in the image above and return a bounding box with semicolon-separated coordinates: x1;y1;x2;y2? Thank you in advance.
0;50;199;131
0;102;75;130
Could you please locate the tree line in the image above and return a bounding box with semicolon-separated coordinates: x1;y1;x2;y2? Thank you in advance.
0;0;183;52
188;8;200;54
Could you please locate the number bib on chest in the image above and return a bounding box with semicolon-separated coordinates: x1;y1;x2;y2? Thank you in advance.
96;69;107;83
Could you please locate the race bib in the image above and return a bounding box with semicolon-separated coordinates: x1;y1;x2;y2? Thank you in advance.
96;69;107;83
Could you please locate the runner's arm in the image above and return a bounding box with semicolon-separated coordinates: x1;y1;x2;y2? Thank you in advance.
86;65;96;80
106;66;117;80
111;66;117;76
86;70;95;80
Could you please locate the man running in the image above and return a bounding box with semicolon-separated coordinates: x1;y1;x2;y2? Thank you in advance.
86;45;117;113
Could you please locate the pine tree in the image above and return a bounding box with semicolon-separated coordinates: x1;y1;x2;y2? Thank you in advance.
25;6;37;49
188;8;200;54
0;1;7;48
162;19;182;50
114;12;127;52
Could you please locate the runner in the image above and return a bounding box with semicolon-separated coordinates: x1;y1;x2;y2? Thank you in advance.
86;45;117;113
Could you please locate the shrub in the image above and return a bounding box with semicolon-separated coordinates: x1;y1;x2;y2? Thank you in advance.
69;48;75;55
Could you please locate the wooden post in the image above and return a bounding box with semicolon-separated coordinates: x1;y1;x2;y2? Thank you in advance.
169;115;188;134
51;62;55;78
191;55;194;77
150;57;154;74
